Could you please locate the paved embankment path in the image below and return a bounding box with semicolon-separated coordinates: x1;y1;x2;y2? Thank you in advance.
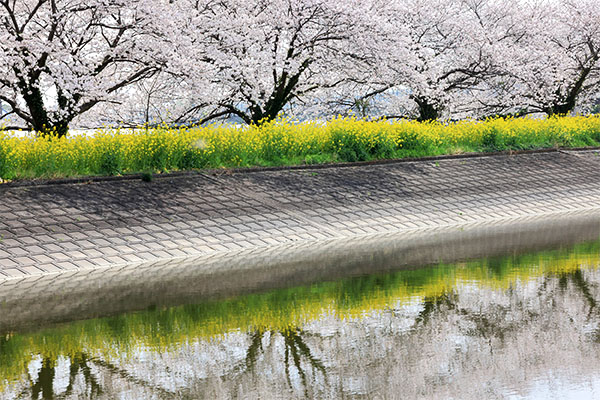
1;149;600;280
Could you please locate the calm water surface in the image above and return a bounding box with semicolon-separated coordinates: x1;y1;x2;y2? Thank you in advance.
2;240;600;399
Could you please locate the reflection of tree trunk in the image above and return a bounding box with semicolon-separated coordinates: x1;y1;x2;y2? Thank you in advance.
557;268;600;318
243;326;327;395
454;268;600;347
90;357;176;398
63;352;102;398
285;328;326;378
569;269;597;315
283;327;328;397
414;292;457;328
559;269;600;343
244;328;265;370
31;357;55;399
412;290;521;353
22;351;176;399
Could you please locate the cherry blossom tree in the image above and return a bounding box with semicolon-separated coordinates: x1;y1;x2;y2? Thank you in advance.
76;72;204;128
3;0;599;131
0;0;168;136
484;0;600;117
168;0;384;125
335;0;521;122
323;0;600;121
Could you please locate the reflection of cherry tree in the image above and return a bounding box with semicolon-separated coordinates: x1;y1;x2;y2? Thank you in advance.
18;352;175;399
243;326;327;397
6;263;600;399
14;326;329;399
413;292;458;327
557;268;600;342
412;267;600;347
18;353;102;399
152;266;600;398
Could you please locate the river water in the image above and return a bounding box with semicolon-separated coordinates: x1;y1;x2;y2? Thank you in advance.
2;239;600;399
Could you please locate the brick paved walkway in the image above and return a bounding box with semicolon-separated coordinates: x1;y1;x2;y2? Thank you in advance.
1;150;600;281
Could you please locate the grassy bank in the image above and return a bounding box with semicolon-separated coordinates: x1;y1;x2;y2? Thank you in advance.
1;115;600;180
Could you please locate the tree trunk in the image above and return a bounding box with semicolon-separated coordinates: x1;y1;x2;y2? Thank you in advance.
545;103;574;116
52;120;70;138
249;66;306;125
545;65;594;117
414;97;440;122
249;100;284;125
20;84;71;137
22;85;51;133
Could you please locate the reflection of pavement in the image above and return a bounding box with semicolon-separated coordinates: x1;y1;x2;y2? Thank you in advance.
1;213;599;332
0;151;599;310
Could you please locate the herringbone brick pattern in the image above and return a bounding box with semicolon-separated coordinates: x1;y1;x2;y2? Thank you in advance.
1;150;599;279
